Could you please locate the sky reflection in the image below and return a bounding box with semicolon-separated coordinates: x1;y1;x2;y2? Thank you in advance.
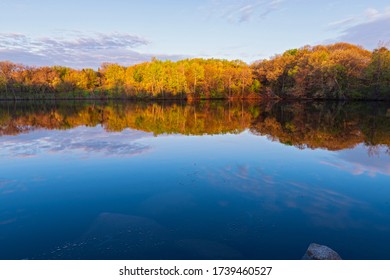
321;145;390;177
0;126;152;159
1;118;390;259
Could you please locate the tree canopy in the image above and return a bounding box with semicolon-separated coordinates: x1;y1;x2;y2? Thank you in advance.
1;43;389;100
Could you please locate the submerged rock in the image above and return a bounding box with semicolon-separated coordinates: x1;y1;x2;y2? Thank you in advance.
34;213;170;259
302;243;342;260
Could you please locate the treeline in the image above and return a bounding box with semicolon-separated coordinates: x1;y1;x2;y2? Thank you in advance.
0;42;390;100
1;101;389;151
253;43;390;99
0;58;256;100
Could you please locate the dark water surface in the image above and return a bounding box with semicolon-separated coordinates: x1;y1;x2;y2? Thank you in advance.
0;100;390;260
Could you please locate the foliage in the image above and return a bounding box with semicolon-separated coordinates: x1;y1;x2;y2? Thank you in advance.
1;42;390;100
252;43;389;99
0;58;255;100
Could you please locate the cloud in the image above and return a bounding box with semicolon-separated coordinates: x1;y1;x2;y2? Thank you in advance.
206;0;283;23
327;17;356;28
0;32;184;69
37;32;148;51
329;7;390;49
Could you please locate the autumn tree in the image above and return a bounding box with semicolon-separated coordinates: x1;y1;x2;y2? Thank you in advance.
0;61;18;97
365;47;390;98
100;63;125;94
1;42;389;100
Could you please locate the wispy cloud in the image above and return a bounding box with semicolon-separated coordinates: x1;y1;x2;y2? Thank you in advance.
327;17;357;28
328;7;390;49
205;0;283;23
0;32;184;68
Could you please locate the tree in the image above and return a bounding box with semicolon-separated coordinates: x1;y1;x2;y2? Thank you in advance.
0;61;18;96
365;47;390;97
1;42;389;100
100;63;125;94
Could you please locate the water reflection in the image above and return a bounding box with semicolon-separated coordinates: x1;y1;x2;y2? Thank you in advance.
0;101;390;260
42;213;171;260
202;161;373;230
323;145;390;177
1;100;389;151
0;126;151;158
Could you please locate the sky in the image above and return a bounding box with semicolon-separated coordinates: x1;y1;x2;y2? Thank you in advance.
0;0;389;68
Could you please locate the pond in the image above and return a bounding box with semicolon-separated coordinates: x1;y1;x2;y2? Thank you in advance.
0;100;389;259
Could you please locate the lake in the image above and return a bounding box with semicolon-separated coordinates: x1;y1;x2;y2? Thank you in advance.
0;100;389;260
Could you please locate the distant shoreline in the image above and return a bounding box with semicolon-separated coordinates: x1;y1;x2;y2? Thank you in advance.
0;96;389;102
1;42;390;100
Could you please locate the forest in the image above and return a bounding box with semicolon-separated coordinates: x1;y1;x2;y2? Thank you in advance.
0;42;390;100
1;100;389;151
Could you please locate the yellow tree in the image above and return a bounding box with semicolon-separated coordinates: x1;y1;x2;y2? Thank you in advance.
100;63;125;93
185;59;204;99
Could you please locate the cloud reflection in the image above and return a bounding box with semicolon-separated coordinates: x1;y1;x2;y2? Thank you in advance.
0;126;152;158
322;145;390;177
202;163;374;230
0;179;21;195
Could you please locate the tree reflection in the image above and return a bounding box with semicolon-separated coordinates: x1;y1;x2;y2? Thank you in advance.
0;100;389;152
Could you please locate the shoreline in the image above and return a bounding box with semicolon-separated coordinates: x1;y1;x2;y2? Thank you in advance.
0;96;389;102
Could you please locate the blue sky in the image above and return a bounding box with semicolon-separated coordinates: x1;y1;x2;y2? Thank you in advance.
0;0;389;68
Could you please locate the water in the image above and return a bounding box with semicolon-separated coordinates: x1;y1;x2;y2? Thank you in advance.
0;100;389;260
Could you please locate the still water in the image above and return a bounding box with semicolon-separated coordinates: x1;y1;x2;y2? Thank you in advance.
0;101;389;259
